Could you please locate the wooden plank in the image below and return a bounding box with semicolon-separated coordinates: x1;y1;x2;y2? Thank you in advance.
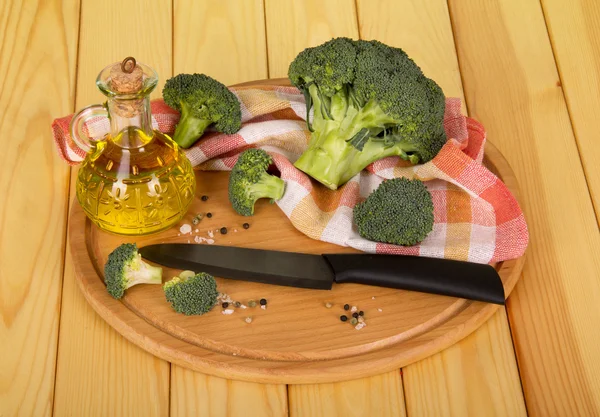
449;0;600;415
171;367;288;417
264;0;359;78
541;0;600;222
357;1;526;415
174;0;268;85
0;0;77;415
264;1;401;413
52;0;172;415
171;0;288;414
288;371;406;417
404;309;527;416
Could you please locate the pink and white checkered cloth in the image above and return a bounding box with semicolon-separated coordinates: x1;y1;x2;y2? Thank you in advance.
52;84;528;264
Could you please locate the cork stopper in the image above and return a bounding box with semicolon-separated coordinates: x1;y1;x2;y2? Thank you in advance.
109;57;144;117
110;57;143;93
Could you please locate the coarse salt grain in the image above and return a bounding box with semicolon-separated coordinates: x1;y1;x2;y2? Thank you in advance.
378;308;383;312
372;296;376;300
355;322;366;330
350;306;357;313
260;305;266;310
240;304;247;309
180;224;192;234
207;239;215;244
234;229;238;232
358;316;365;323
208;231;214;238
195;229;199;233
222;309;234;315
245;317;252;323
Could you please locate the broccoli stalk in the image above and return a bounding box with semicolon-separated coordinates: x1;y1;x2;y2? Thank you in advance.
104;243;163;299
353;177;435;246
228;149;286;216
162;73;242;148
289;38;447;190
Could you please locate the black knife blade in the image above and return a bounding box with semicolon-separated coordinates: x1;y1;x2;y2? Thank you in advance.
138;244;505;304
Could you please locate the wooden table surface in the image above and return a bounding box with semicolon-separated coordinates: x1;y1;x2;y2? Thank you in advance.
2;0;600;416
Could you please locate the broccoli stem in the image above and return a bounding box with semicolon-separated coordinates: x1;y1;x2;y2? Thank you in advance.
248;171;285;202
294;92;411;189
173;103;213;148
126;259;163;288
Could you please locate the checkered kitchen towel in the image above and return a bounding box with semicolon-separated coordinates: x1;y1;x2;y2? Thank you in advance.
52;85;528;264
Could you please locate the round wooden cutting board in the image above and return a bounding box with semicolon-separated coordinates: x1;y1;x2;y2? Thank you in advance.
69;81;525;384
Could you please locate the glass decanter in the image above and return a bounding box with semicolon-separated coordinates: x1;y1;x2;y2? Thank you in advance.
71;57;195;235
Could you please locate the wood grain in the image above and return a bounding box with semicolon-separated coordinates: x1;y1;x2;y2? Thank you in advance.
52;1;172;416
171;367;288;417
288;371;406;417
172;0;287;413
264;0;359;78
0;1;77;415
449;0;600;415
541;0;600;223
357;1;527;415
174;0;268;85
404;308;527;416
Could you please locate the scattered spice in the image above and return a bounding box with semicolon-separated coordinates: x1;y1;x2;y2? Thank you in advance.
352;312;359;318
359;311;364;316
245;317;253;323
343;304;350;311
259;298;267;306
206;212;212;218
340;315;348;322
350;317;358;325
358;316;365;323
222;302;229;309
350;306;357;313
234;301;241;308
325;302;333;308
243;223;250;229
192;217;200;225
248;300;257;308
220;227;228;234
201;195;208;201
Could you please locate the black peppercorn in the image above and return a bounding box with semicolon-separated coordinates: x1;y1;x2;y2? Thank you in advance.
352;312;359;318
340;315;348;322
220;227;228;234
259;298;267;306
222;302;229;308
343;304;350;311
243;223;250;229
201;195;208;201
206;212;212;218
359;311;364;316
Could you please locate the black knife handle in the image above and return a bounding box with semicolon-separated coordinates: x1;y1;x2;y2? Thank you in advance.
322;254;505;305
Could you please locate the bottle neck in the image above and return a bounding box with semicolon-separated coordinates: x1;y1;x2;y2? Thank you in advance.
107;95;153;147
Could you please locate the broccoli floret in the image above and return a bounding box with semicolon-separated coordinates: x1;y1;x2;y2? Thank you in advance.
162;73;242;148
163;272;218;315
353;177;434;246
228;149;286;216
104;243;163;299
288;38;447;189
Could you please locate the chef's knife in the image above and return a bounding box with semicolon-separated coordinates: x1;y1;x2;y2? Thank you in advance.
138;244;505;305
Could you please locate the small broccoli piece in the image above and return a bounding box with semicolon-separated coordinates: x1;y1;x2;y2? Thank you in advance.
104;243;163;299
288;38;447;189
228;149;286;216
353;177;434;246
163;272;218;315
162;73;242;148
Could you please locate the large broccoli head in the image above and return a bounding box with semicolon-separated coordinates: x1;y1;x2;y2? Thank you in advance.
162;73;242;148
228;148;286;216
288;38;447;189
163;272;218;315
104;243;163;299
353;177;435;246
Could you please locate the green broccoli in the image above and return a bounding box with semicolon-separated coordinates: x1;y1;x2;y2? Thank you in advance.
288;38;447;189
228;148;286;216
162;73;242;148
353;177;435;246
104;243;163;299
163;272;218;315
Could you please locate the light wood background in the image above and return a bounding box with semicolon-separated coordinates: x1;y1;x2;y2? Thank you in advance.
1;0;599;416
